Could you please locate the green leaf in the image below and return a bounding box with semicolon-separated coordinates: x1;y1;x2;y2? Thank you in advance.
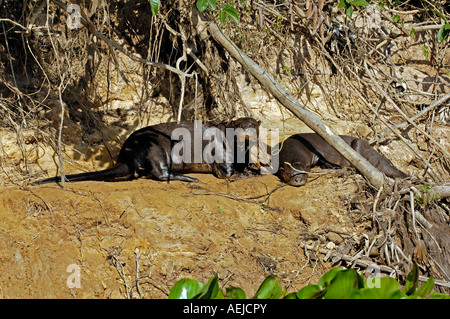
317;267;346;289
437;24;449;43
253;275;286;299
196;0;208;12
149;0;159;16
296;284;327;299
429;291;450;299
346;6;353;19
404;262;419;295
415;277;434;298
219;11;226;24
353;276;405;299
432;9;447;23
283;292;299;299
393;14;400;23
323;269;364;299
226;287;247;299
223;5;239;24
207;0;217;10
410;28;416;38
168;278;204;299
351;0;370;7
193;274;223;299
337;0;348;9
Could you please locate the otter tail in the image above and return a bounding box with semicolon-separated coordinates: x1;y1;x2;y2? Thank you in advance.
32;163;130;185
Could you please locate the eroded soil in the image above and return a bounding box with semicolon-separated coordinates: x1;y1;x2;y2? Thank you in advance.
0;170;367;298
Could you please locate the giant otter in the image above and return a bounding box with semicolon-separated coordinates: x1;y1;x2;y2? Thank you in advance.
278;133;407;186
222;117;261;174
33;122;234;185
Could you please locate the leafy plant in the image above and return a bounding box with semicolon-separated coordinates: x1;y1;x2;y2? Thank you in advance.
337;0;370;19
433;9;450;43
196;0;239;24
148;0;159;16
168;263;450;299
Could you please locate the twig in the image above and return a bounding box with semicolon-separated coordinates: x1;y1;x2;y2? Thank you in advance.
364;61;450;160
176;28;188;123
370;93;450;143
403;24;445;32
133;248;143;299
111;255;130;299
284;162;336;175
46;0;67;186
50;0;195;79
409;190;420;242
57;81;66;187
192;184;286;204
0;18;30;34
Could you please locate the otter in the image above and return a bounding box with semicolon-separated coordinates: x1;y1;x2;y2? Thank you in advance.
278;133;407;186
33;122;234;185
222;117;261;174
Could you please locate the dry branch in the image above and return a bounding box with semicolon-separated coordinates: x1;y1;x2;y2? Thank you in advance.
370;93;450;143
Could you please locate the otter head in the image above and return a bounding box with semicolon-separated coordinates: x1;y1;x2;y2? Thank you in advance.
228;118;261;143
279;162;309;186
207;127;234;179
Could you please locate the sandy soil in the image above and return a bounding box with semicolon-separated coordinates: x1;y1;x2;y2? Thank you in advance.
0;169;366;298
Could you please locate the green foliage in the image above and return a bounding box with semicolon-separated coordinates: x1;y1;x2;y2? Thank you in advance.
253;275;286;299
220;5;239;24
404;262;419;295
337;0;448;44
168;278;204;299
433;10;450;43
168;263;450;299
196;0;217;12
148;0;159;16
337;0;370;19
415;184;438;208
226;286;247;299
197;0;239;24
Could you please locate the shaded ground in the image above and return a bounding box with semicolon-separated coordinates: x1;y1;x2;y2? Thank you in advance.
0;170;366;298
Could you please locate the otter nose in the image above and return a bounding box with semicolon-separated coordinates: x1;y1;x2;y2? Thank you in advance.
289;173;307;186
225;164;234;177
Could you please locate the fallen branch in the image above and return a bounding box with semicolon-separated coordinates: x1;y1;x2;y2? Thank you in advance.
196;11;386;189
309;34;441;182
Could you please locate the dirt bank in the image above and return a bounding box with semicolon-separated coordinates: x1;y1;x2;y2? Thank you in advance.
0;170;366;298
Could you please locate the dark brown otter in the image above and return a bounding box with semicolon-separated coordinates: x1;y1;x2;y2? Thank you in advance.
222;117;261;174
278;133;408;186
33;122;234;185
